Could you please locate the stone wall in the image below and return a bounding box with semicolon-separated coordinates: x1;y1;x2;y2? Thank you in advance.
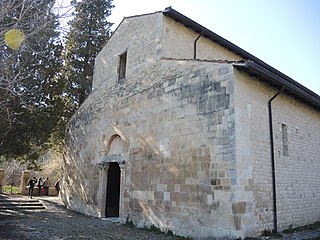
61;12;251;239
61;11;320;239
0;169;4;193
63;58;241;238
122;61;237;239
20;171;58;196
234;69;320;235
162;17;242;61
92;12;163;91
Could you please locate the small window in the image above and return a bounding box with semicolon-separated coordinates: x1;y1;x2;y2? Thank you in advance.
118;51;127;81
282;124;289;156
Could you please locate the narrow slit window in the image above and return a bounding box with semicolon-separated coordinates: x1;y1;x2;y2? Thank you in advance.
118;51;127;81
282;124;289;156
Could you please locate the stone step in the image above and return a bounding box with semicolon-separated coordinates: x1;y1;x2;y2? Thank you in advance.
0;199;39;203
0;205;46;210
0;202;44;206
0;197;46;211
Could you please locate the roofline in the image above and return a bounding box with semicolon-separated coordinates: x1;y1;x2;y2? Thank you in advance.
163;7;320;110
234;60;320;109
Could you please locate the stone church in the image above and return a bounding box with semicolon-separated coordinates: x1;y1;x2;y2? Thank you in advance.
61;7;320;239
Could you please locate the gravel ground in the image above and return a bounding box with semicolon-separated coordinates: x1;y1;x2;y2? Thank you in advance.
1;196;320;240
0;196;184;240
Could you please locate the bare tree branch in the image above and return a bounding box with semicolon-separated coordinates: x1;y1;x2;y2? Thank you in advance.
0;0;73;120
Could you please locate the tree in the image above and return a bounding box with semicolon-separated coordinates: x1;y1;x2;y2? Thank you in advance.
0;0;66;163
62;0;114;108
0;0;114;165
0;0;71;100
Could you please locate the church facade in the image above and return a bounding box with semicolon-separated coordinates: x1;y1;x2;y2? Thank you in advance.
61;8;320;239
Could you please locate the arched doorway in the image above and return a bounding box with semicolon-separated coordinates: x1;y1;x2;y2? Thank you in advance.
99;134;126;218
105;162;120;217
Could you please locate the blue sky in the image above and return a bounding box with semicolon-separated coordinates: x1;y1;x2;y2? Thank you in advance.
109;0;320;95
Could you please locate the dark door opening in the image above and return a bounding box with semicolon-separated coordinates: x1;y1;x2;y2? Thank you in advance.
106;162;120;217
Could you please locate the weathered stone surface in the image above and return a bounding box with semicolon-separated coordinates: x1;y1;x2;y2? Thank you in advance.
232;202;247;214
234;69;320;234
0;169;4;193
20;171;30;196
61;9;320;240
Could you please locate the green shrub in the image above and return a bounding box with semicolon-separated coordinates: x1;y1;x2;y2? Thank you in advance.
3;185;21;195
283;222;320;234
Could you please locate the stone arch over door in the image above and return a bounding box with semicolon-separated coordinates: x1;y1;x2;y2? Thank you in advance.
108;135;125;156
98;134;126;218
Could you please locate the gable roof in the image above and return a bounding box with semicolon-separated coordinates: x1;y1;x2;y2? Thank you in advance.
163;7;320;110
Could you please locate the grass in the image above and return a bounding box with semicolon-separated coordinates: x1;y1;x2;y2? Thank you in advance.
2;185;21;195
148;225;192;239
283;222;320;234
261;229;283;239
124;219;192;240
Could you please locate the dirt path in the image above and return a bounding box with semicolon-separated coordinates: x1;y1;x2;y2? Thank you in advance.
1;195;320;240
0;195;183;240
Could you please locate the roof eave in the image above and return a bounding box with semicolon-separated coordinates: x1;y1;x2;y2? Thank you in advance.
234;60;320;109
163;7;320;110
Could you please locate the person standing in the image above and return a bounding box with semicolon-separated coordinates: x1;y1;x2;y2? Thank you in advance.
27;177;36;198
54;179;60;195
37;177;43;196
43;177;50;196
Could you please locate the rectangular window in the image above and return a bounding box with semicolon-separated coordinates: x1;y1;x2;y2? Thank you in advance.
118;51;127;82
282;124;289;156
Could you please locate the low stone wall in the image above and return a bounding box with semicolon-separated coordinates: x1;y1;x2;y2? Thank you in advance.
19;171;59;196
0;169;4;194
27;186;59;196
0;169;59;196
20;170;30;195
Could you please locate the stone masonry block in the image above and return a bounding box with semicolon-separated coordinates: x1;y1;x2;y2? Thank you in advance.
232;202;247;214
233;214;241;230
186;104;196;116
0;169;4;193
164;191;170;201
176;107;186;119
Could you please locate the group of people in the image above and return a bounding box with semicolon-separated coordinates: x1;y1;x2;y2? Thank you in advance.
27;176;60;199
